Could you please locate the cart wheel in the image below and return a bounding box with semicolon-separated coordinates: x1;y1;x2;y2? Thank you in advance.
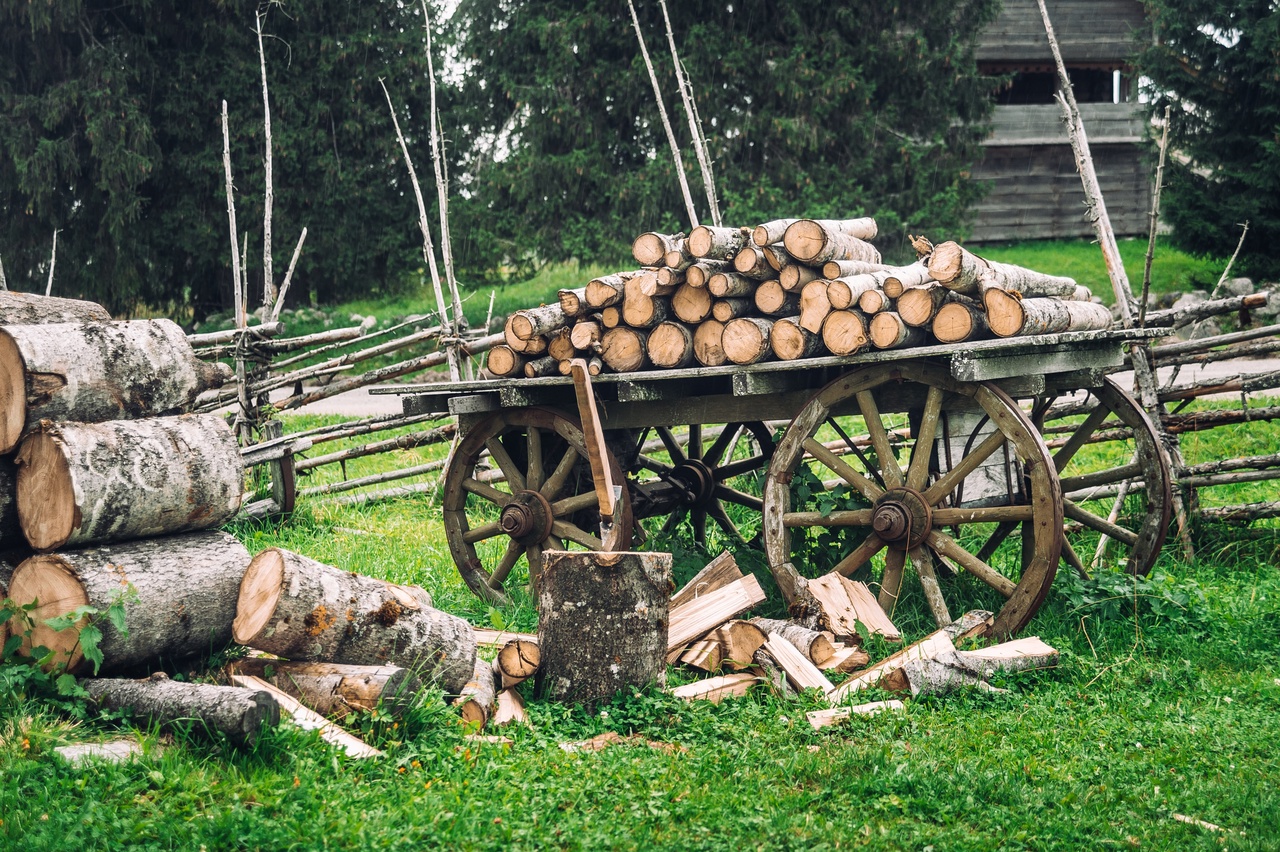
763;362;1062;640
442;408;633;606
1033;377;1171;577
629;422;774;547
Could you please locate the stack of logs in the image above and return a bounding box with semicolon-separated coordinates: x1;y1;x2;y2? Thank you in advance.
489;219;1114;376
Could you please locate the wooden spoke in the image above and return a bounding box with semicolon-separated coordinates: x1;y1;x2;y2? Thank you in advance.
551;491;601;517
1052;405;1112;473
551;519;604;550
802;438;883;502
931;505;1035;525
926;530;1018;598
488;539;525;590
707;500;749;543
1063;500;1140;547
716;453;772;480
526;426;544;491
462;478;512;507
1059;462;1144;495
906;385;945;491
911;546;952;627
877;547;906;613
691;509;707;544
540;445;581;500
655;427;686;464
975;520;1019;563
704;423;745;467
832;532;887;577
662;509;688;536
855;390;905;488
782;509;875;528
484;436;526;492
921;429;1009;506
463;520;503;545
687;424;703;460
637;454;675;474
713;485;764;512
1061;537;1090;580
525;542;545;587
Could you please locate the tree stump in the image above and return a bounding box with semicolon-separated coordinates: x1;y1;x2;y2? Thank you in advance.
536;550;672;707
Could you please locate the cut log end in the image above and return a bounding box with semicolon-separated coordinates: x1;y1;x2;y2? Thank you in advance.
232;548;286;645
9;555;89;670
14;431;75;551
0;332;27;453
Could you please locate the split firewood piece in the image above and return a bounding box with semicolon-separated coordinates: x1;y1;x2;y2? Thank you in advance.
710;297;756;323
693;320;727;367
771;316;823;361
798;279;833;334
709;619;768;670
723;317;775;366
670;551;743;609
509;303;567;341
868;312;928;349
503;318;548;355
685;260;725;288
822;259;889;280
762;633;835;694
896;284;950;327
547;328;576;362
806;574;901;643
622;292;670;330
647;322;695;369
86;673;279;749
928;241;1079;298
586;271;640;309
752;218;799;247
707;271;758;299
233;548;476;695
932;301;990;344
663;239;695;271
492;688;530;727
473;628;538;647
0;292;111;324
667;572;766;651
524;356;561;378
672;282;714;324
896;634;1005;696
495;638;540;688
0;319;231;453
826;274;878;310
225;659;423;718
821;310;868;357
733;245;775;280
454;655;498;727
779;262;823;293
754;279;800;316
750;648;793;695
689;225;750;260
557;287;588;318
806;700;905;730
750;618;835;665
957;636;1058;677
632;232;681;266
678;638;723;671
9;530;250;674
669;672;760;703
857;289;891;315
15;414;242;551
983;290;1113;338
485;345;526;377
600;326;649;373
783;219;879;264
818;644;871;673
880;263;933;298
230;674;384;758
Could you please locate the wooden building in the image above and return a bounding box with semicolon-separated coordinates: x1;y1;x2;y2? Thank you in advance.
967;0;1150;243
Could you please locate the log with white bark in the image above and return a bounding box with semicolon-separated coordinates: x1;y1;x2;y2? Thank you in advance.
586;272;639;309
688;225;750;260
524;355;561;378
632;232;681;266
0;292;111;325
798;279;833;334
685;260;725;288
733;245;774;280
546;328;576;362
932;301;990;343
783;218;878;264
509;304;567;341
454;655;498;727
706;619;768;670
558;287;588;318
15;415;242;552
754;279;800;316
762;246;791;271
928;241;1079;297
503;318;548;356
233;548;475;695
707;271;757;299
601;306;622;328
825;274;878;310
779;263;823;293
600;326;649;373
656;266;686;288
495;638;540;689
672;283;714;324
857;288;891;315
647;322;696;369
623;293;671;329
896;284;950;327
752;218;799;247
822;259;889;280
983;290;1113;337
880;263;933;298
226;659;423;717
0;319;230;453
751;648;792;695
711;297;755;322
9;530;251;673
868;312;928;349
84;673;278;748
751;618;835;665
638;271;677;298
723;317;775;365
663;239;695;271
536;550;671;707
771;316;824;360
485;345;526;378
820;310;868;357
570;319;604;352
692;319;727;367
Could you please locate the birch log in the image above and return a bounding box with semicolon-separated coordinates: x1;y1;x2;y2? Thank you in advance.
0;292;111;325
825;275;877;310
0;320;230;453
570;319;604;352
685;260;725;288
485;345;526;378
226;659;423;717
600;327;649;373
648;322;696;369
525;353;561;379
707;272;757;298
983;291;1113;337
558;288;587;318
752;219;799;247
15;415;242;552
798;280;833;334
503;318;548;355
932;301;990;343
779;263;823;293
733;245;774;280
693;320;728;367
928;242;1079;297
233;548;475;695
857;289;891;315
822;260;889;280
897;285;950;327
454;655;497;727
547;328;576;362
869;312;928;349
509;304;567;341
770;316;823;361
821;310;869;356
632;232;681;266
84;674;278;748
672;283;714;324
881;264;933;298
723;317;775;366
9;530;251;674
688;226;749;260
783;219;880;264
754;280;800;316
710;297;755;322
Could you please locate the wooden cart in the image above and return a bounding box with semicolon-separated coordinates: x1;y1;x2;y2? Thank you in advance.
375;327;1172;639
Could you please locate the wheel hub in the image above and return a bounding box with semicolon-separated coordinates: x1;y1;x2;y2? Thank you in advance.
670;459;717;507
499;490;555;544
872;487;932;550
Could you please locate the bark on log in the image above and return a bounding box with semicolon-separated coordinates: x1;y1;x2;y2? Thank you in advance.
623;293;671;329
723;317;775;365
820;311;869;357
0;292;111;325
632;232;681;266
983;290;1113;337
896;285;950;327
663;239;695;271
510;304;567;341
752;219;799;247
15;415;242;552
0;319;229;453
711;297;755;322
771;316;824;361
707;272;757;299
503;318;548;355
558;288;587;318
1145;293;1270;328
826;274;878;310
783;219;878;264
226;659;422;717
733;245;774;280
754;280;800;316
798;280;832;334
600;326;649;372
779;263;823;293
84;673;278;748
547;328;576;362
230;673;384;757
586;272;640;309
536;550;671;707
685;260;725;288
857;289;891;315
693;320;728;367
524;356;561;378
928;242;1079;298
688;225;749;260
750;618;836;665
485;345;526;377
881;263;933;298
932;301;990;343
672;283;714;324
495;638;540;688
869;312;928;349
637;271;677;298
822;260;889;280
559;356;603;377
647;322;696;369
233;548;475;695
9;530;251;674
708;620;768;669
656;266;686;288
762;246;791;271
454;655;497;727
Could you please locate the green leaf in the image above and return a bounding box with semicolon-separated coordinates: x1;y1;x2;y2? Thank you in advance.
78;623;105;675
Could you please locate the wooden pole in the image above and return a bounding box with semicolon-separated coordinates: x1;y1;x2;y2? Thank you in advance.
44;229;57;297
270;227;307;324
0;252;7;291
221;100;251;443
1139;106;1171;327
658;0;720;227
255;11;276;316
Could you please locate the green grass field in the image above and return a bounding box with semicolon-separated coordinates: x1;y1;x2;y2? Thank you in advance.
5;240;1279;851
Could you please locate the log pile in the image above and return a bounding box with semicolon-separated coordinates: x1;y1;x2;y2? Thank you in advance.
493;222;1111;376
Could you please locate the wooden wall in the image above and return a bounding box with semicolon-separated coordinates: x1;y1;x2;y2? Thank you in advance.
976;0;1147;65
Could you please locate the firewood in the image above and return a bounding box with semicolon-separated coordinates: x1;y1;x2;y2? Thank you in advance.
495;638;540;688
752;218;799;247
710;619;768;670
671;551;743;609
707;271;757;299
762;246;791;271
733;245;774;280
536;550;671;707
486;344;526;377
473;628;538;647
454;655;498;727
798;279;833;333
600;305;622;328
663;239;695;271
15;415;242;551
880;263;933;298
672;283;714;324
958;636;1058;676
600;326;649;372
896;284;950;327
806;700;904;730
492;688;530;727
667;572;766;651
9;531;250;674
545;328;576;362
557;287;587;318
783;218;879;264
230;674;383;757
771;316;823;360
585;273;631;309
523;355;561;378
689;225;750;260
623;292;671;330
503;317;548;355
711;298;755;322
233;548;476;695
656;266;685;288
806;574;901;642
932;301;990;343
723;317;775;365
868;312;927;349
85;673;279;748
0;292;111;325
647;322;696;369
569;319;603;351
754;279;800;316
669;672;760;703
751;648;793;695
928;241;1079;298
509;304;567;341
685;260;725;288
693;320;728;367
818;644;871;672
751;618;835;664
983;290;1113;337
779;263;823;293
638;272;677;298
0;319;230;453
857;288;891;315
825;274;878;310
632;232;681;266
679;638;722;671
557;356;603;377
226;659;422;717
820;310;868;357
763;634;835;694
822;259;889;280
